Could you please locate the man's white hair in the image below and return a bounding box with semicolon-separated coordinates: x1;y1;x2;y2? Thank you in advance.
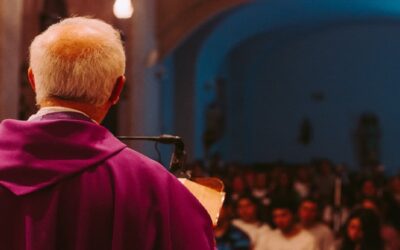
29;17;126;106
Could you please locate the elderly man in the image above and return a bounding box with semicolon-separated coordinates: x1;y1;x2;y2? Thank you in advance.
0;17;214;250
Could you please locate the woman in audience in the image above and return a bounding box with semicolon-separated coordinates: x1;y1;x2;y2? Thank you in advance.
338;208;384;250
359;198;400;250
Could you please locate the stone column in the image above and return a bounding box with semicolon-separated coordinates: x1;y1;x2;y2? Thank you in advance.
121;0;162;158
0;0;23;120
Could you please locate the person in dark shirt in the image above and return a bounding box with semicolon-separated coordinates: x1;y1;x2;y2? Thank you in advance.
215;201;251;250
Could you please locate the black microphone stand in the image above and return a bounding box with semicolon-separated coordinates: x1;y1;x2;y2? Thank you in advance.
117;134;189;178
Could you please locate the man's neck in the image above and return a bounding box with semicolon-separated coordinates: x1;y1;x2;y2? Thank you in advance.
39;98;109;123
281;224;302;238
302;221;316;229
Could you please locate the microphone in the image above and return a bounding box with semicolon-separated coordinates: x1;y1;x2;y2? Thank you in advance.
118;134;182;144
118;135;225;225
117;134;187;177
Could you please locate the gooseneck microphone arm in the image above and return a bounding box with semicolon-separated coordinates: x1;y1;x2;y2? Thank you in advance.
117;134;187;177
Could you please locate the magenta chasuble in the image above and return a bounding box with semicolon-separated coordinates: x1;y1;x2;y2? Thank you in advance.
0;112;215;250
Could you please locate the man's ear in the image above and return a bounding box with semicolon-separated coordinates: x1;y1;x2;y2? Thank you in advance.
27;68;36;92
109;75;126;105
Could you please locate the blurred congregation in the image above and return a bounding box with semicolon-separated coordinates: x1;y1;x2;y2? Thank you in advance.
3;0;400;249
185;158;400;250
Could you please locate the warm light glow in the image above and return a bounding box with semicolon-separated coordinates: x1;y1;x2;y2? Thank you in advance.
113;0;134;19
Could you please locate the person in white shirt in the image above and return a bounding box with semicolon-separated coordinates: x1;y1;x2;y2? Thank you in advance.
298;198;335;250
257;198;318;250
232;194;271;249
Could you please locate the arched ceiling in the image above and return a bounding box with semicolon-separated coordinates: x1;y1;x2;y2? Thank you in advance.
197;0;400;86
22;0;400;64
156;0;249;59
22;0;250;62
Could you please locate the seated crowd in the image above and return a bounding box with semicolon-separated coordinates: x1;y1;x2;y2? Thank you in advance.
186;159;400;250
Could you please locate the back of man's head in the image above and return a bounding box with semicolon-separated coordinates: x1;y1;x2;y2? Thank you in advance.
29;17;126;106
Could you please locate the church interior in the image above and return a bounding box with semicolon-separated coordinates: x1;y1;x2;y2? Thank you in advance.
3;0;400;171
2;0;400;248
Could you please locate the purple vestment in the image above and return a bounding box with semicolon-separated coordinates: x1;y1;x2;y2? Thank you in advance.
0;112;215;250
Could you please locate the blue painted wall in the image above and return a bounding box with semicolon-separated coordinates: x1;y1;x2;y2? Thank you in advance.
217;21;400;174
194;1;400;160
164;0;400;174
